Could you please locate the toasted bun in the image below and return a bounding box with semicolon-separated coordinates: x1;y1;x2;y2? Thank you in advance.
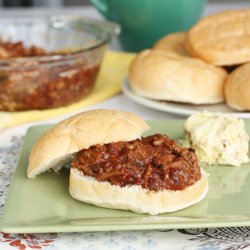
186;9;250;66
153;32;190;57
129;49;227;104
27;109;149;178
225;63;250;111
69;168;208;215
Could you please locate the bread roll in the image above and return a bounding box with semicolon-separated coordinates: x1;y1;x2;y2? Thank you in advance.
129;49;227;104
27;109;149;178
186;9;250;66
225;63;250;111
69;168;208;215
153;32;190;57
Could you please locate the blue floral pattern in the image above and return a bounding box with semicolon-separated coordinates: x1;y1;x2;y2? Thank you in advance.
142;239;157;249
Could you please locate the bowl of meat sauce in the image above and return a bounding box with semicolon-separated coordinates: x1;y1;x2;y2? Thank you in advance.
0;16;120;111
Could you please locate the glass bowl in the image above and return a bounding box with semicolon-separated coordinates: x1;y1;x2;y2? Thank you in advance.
0;15;120;111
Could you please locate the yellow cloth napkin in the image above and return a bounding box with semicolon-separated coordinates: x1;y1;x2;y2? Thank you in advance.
0;51;135;130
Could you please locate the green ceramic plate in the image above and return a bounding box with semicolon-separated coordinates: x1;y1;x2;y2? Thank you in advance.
1;120;250;233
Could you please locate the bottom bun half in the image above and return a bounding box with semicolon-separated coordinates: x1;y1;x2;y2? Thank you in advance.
69;168;209;215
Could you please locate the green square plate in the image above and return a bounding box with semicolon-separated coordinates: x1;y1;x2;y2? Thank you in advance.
1;120;250;233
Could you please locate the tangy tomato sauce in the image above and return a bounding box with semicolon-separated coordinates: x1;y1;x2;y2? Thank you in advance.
71;134;201;192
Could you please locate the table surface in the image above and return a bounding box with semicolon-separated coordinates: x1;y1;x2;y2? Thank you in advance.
1;2;250;250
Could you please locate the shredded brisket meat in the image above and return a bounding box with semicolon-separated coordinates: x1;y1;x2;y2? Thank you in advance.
71;134;201;191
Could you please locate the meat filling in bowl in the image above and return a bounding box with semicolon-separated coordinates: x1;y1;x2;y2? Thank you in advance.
0;39;102;111
71;134;201;192
0;39;46;58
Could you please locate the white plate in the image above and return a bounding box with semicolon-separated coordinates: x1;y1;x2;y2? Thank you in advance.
122;79;250;118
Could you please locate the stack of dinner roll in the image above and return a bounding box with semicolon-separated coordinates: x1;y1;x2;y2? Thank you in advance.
128;8;250;111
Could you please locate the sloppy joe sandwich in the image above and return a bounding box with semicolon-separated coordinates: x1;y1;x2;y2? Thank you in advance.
153;32;190;57
27;109;208;215
129;49;227;104
225;63;250;111
186;9;250;66
184;111;249;166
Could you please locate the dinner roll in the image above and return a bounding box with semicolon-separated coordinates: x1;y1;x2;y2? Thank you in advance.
129;49;227;104
153;32;190;57
186;9;250;66
225;63;250;111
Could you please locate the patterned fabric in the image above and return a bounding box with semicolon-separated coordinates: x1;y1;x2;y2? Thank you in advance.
0;134;250;250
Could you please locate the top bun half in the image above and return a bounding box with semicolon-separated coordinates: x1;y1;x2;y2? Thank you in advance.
27;109;150;178
186;9;250;66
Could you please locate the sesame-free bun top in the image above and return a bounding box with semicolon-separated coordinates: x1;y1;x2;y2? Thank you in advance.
27;109;150;178
153;32;191;57
129;49;227;104
225;63;250;111
186;9;250;66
